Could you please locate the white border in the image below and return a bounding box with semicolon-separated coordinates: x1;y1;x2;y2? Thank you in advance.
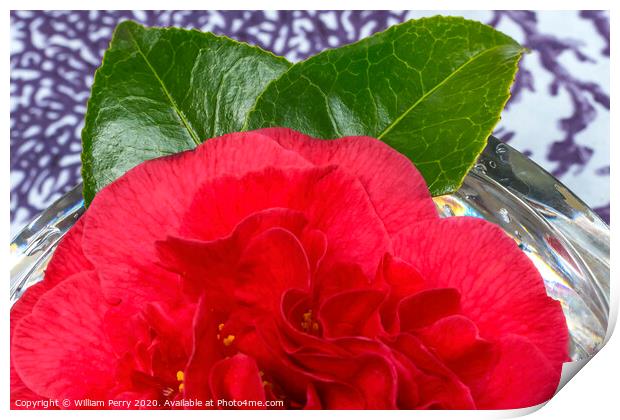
3;2;617;419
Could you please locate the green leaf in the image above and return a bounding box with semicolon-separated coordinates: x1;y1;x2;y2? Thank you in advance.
244;16;525;196
81;20;291;205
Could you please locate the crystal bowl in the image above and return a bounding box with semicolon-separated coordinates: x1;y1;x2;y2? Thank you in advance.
10;136;610;369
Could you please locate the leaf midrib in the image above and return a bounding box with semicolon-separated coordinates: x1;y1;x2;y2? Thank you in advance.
125;27;202;146
377;43;520;140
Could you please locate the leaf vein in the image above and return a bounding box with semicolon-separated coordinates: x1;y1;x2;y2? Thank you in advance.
125;27;202;146
377;44;519;140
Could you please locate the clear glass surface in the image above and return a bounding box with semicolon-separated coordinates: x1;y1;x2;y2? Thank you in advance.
9;136;610;361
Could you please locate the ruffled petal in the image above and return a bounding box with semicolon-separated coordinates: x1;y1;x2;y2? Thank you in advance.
158;208;313;306
256;127;439;234
397;288;461;331
235;228;311;312
393;217;569;368
304;383;322;409
311;382;365;409
312;262;371;305
393;217;569;408
178;165;390;278
184;295;226;402
82;131;311;305
376;254;426;332
291;352;398;409
209;354;266;409
103;302;150;357
416;314;483;361
319;289;385;338
388;334;475;409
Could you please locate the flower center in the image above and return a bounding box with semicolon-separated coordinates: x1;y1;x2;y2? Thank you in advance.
301;310;319;333
216;322;236;346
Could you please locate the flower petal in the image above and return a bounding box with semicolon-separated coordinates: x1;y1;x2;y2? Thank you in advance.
102;302;150;356
184;295;226;402
11;218;92;344
11;285;52;407
376;254;426;332
292;352;398;409
312;262;371;305
158;208;313;306
472;335;561;409
209;354;266;409
256;127;439;234
82;131;311;304
394;217;569;368
12;271;116;400
11;282;48;338
304;383;322;409
319;289;386;338
312;381;365;409
235;227;311;312
43;217;93;286
100;264;186;314
397;288;461;332
388;333;475;409
10;363;46;409
394;217;569;408
416;314;483;361
179;165;390;278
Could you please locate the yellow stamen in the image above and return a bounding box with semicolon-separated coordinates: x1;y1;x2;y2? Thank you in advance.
175;370;185;394
218;323;225;331
223;334;235;346
301;310;315;331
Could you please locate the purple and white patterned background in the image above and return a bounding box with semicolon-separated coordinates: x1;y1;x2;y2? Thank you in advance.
10;10;610;236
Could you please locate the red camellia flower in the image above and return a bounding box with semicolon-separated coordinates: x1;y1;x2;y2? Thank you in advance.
11;128;569;410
